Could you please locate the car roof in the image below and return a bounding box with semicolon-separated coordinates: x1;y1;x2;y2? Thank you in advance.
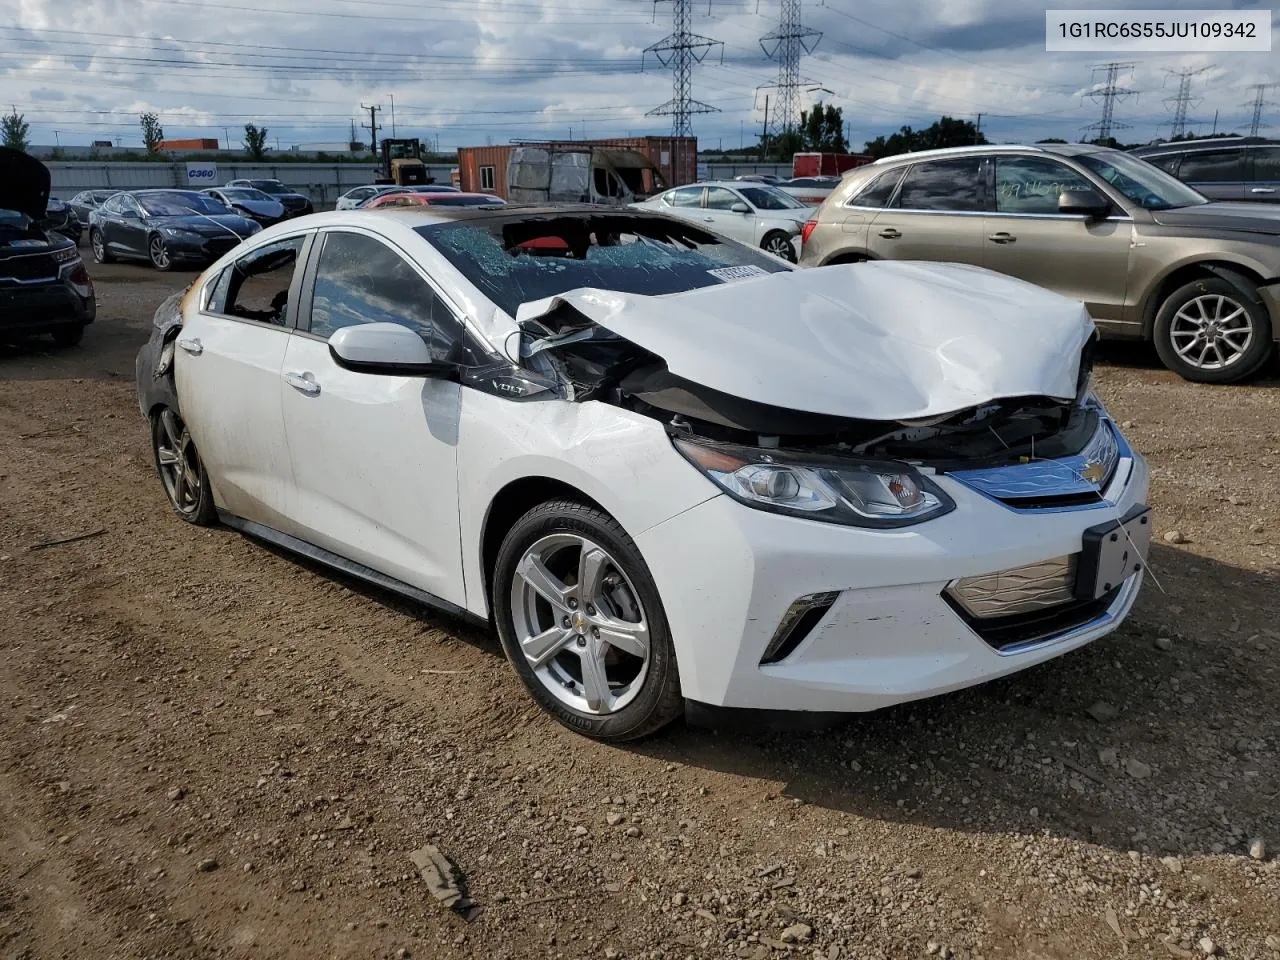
1129;136;1276;156
865;142;1121;167
125;188;208;195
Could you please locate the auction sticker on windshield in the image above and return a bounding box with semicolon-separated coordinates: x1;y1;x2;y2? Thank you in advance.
707;265;771;282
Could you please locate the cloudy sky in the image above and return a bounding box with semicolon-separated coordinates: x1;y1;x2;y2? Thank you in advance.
1;0;1275;152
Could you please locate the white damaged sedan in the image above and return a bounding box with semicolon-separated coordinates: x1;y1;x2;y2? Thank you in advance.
135;206;1151;740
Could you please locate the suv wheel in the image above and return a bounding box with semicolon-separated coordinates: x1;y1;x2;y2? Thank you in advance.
492;499;683;741
1154;276;1274;384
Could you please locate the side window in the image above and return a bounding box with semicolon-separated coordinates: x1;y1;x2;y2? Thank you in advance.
893;158;986;212
994;157;1096;214
1178;149;1244;183
1250;146;1280;182
665;187;702;207
351;187;371;201
205;267;233;314
102;195;123;215
479;166;496;191
705;187;740;210
849;167;905;208
1148;155;1180;175
308;232;480;366
122;196;143;217
221;236;305;326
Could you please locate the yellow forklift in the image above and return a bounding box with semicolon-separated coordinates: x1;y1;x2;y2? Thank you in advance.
375;138;432;185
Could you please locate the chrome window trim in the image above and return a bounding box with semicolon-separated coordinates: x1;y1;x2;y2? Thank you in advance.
846;206;1132;222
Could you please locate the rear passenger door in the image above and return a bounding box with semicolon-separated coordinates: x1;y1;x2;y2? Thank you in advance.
1176;148;1247;201
1246;146;1280;202
868;157;987;264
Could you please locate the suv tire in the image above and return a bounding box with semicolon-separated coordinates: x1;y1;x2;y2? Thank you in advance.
1153;275;1274;384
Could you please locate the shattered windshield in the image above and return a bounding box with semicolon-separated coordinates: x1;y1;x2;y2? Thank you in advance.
416;214;790;316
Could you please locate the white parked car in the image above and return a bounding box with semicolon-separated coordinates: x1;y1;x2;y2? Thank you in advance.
630;181;814;262
335;184;398;210
136;206;1151;741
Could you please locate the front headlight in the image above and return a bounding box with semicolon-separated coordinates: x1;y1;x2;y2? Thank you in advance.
161;226;200;239
673;437;954;528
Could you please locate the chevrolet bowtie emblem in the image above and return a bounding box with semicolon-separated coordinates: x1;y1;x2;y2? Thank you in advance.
1081;460;1106;485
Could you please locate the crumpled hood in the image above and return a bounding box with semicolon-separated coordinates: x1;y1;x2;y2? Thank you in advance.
233;199;285;217
0;146;52;221
151;214;255;236
517;261;1095;421
1150;202;1280;237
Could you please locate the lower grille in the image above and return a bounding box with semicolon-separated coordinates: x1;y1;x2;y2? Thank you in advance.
0;253;58;283
943;585;1120;652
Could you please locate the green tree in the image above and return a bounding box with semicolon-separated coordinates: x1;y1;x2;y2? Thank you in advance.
2;108;30;152
1036;137;1068;144
800;102;848;153
139;112;164;154
243;123;269;161
864;116;987;159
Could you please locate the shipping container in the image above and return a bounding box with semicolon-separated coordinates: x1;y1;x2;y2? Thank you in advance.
791;152;873;178
158;138;221;151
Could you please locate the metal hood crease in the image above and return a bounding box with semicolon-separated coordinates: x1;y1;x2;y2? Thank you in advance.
516;261;1096;422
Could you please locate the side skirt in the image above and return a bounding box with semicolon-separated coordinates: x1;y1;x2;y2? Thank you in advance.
217;510;490;629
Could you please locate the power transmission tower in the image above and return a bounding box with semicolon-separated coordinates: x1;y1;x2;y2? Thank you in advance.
642;0;723;137
1243;82;1279;136
757;0;822;139
1162;66;1209;140
1082;61;1139;143
360;103;381;157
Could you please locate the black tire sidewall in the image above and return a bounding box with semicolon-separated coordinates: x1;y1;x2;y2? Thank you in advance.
149;410;216;525
492;499;682;741
1154;276;1274;384
90;230;112;264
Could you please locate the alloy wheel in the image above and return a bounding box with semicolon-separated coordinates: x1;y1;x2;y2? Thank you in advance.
155;409;203;515
1169;294;1254;371
765;234;796;262
508;533;650;716
149;236;171;270
91;231;105;262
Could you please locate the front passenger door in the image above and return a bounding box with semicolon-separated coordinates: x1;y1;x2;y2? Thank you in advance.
868;157;987;264
1176;148;1247;201
1247;146;1280;202
279;229;475;608
115;195;149;258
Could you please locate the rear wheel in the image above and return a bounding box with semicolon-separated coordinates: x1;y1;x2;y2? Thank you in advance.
492;500;682;741
1153;276;1274;384
151;408;216;525
90;229;114;264
50;324;84;348
762;230;797;263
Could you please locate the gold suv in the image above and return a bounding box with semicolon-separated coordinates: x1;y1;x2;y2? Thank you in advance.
799;143;1280;384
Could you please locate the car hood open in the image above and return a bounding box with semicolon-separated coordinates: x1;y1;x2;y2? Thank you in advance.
515;261;1095;422
0;146;52;221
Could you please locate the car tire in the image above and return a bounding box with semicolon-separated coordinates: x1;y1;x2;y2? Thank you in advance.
90;229;114;264
50;324;85;348
148;234;173;272
762;230;797;263
492;499;683;741
1153;275;1275;384
150;408;217;525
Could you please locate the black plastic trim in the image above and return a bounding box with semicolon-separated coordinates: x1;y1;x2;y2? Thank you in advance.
943;585;1119;652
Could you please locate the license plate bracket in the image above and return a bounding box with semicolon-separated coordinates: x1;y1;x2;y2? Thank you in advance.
1075;505;1152;600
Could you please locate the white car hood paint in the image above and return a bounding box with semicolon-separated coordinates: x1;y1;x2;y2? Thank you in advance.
515;260;1096;422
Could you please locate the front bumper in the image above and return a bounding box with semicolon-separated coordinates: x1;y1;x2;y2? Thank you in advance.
163;234;246;263
636;435;1150;712
0;276;95;335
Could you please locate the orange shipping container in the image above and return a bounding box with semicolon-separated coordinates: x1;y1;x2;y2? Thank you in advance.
158;138;221;151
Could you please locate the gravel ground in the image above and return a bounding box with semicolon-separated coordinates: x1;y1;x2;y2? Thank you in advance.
1;264;1278;960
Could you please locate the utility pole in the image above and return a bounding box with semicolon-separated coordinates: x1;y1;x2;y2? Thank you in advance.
1243;83;1279;136
758;0;822;142
974;113;982;143
1082;61;1140;143
1162;66;1209;139
643;0;723;183
361;103;381;158
223;126;230;150
759;94;770;161
389;93;396;137
53;130;60;146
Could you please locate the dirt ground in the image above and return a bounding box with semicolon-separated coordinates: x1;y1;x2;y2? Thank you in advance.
1;263;1278;960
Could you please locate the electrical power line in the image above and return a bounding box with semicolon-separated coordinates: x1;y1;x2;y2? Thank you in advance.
1243;82;1279;136
1083;61;1139;142
643;0;724;137
1162;66;1209;139
758;0;821;137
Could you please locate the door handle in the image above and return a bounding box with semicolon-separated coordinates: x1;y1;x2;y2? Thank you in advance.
877;227;901;239
702;217;715;222
283;372;320;396
988;232;1017;244
176;337;203;356
1251;187;1276;194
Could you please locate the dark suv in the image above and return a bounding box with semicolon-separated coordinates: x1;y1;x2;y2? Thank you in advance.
1129;137;1279;203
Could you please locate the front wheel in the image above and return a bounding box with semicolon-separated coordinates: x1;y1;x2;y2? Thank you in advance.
1153;276;1274;383
90;229;114;264
148;235;173;272
762;230;797;263
492;500;683;741
151;408;216;525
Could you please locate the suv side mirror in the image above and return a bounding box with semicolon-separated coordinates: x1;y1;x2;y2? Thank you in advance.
730;201;751;214
1058;189;1110;218
328;322;456;378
